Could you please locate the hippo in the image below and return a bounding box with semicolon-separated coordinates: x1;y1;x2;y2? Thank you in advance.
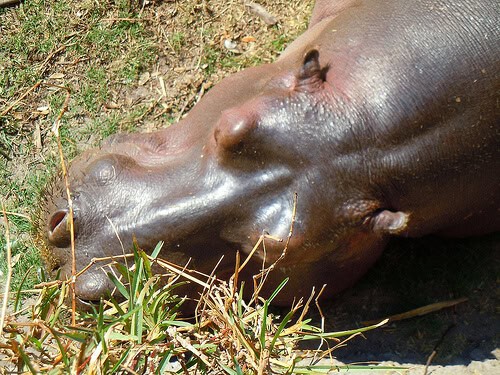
42;0;499;306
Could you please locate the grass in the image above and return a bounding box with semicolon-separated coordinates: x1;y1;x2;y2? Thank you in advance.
0;241;396;373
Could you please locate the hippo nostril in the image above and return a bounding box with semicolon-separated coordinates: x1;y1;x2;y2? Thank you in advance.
47;208;76;248
49;210;66;231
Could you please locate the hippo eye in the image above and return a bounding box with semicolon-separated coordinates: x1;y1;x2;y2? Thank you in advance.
47;208;77;248
214;108;259;152
88;157;119;186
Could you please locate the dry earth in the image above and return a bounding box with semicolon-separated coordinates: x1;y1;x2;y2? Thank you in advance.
308;234;499;374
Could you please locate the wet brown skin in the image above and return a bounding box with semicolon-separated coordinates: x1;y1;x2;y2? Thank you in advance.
42;0;499;306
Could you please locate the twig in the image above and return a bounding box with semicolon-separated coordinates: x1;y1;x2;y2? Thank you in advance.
0;81;42;117
38;44;75;75
232;250;241;301
362;298;468;325
312;284;329;363
1;211;31;221
33;280;63;289
0;200;12;337
101;18;152;22
424;324;456;375
174;332;211;367
50;84;75;325
297;287;315;324
194;255;224;321
155;258;211;289
0;71;74;118
237;233;275;274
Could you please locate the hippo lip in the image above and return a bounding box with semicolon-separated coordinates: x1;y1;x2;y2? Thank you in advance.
74;270;114;301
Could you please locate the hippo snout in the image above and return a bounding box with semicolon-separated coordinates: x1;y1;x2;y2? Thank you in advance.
46;208;112;302
46;221;113;302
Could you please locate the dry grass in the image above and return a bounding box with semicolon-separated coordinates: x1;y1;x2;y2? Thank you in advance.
0;239;394;374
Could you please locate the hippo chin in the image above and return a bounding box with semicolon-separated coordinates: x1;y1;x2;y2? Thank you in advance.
42;0;499;306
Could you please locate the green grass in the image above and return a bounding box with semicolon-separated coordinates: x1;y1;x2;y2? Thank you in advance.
0;0;160;290
171;32;186;53
0;242;395;373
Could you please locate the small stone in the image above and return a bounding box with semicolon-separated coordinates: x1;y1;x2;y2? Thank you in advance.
224;39;238;51
138;72;150;86
491;348;500;360
49;72;65;79
245;2;278;25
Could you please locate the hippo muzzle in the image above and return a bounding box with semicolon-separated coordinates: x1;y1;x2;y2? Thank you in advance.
43;124;300;302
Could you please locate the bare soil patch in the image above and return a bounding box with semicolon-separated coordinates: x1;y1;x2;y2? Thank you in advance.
307;234;499;373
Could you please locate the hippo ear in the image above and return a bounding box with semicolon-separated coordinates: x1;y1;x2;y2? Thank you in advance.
371;210;410;235
298;49;328;85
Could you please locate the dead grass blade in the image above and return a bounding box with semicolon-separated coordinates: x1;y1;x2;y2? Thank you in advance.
362;298;468;325
50;84;76;326
0;201;12;337
0;81;42;117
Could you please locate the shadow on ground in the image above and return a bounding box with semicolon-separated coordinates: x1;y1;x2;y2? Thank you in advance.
305;233;499;366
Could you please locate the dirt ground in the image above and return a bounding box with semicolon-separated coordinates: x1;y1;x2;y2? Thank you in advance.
304;234;500;374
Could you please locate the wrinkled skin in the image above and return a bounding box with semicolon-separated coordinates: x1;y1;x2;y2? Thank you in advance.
43;0;499;305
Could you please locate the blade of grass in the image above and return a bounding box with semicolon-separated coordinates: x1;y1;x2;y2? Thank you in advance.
17;344;38;374
269;306;298;352
107;271;130;299
150;241;164;259
299;319;389;340
13;266;34;313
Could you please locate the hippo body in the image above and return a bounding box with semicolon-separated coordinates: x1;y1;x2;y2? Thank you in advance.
43;0;499;305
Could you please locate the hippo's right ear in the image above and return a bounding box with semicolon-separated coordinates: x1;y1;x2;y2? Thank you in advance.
370;210;410;235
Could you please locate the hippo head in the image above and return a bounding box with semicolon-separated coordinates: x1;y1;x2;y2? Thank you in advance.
41;50;408;305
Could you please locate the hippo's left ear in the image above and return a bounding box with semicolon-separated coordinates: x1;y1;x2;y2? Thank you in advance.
297;49;328;88
370;210;410;235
